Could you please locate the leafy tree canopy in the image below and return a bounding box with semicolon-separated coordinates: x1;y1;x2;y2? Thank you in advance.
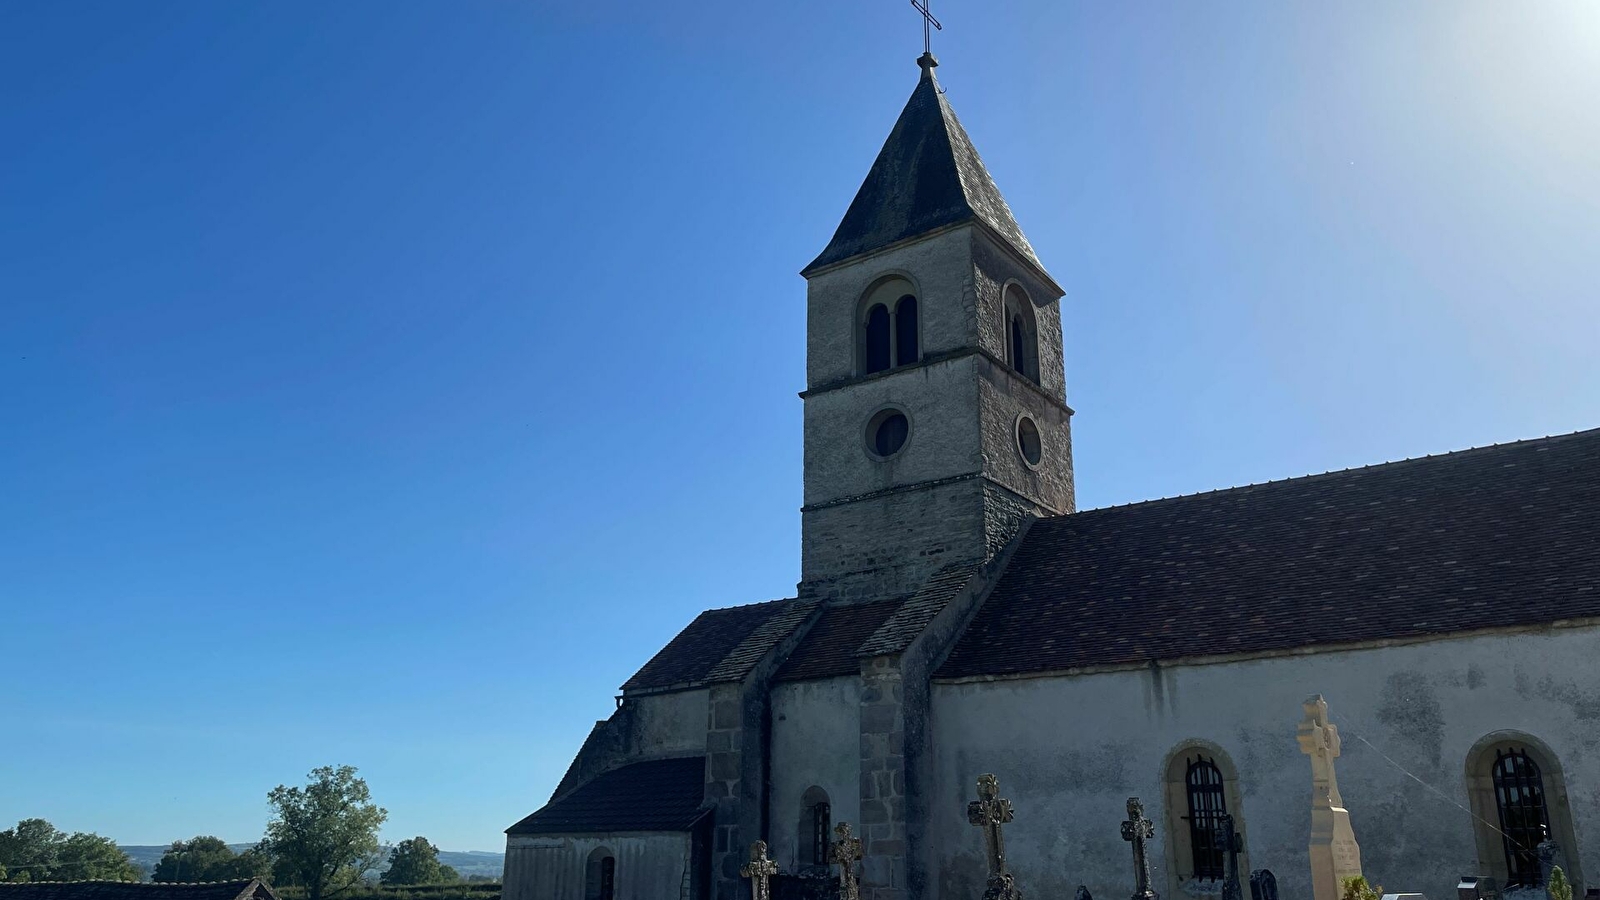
263;765;388;900
152;837;270;883
380;837;457;886
0;820;138;883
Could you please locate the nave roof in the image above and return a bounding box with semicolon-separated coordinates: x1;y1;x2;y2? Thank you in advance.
937;428;1600;679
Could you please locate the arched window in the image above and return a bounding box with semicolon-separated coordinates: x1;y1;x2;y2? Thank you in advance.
798;786;832;872
1162;744;1246;897
895;295;919;366
1002;283;1039;385
1493;749;1549;886
585;847;616;900
1466;733;1582;891
857;277;920;375
864;304;891;374
1185;757;1228;881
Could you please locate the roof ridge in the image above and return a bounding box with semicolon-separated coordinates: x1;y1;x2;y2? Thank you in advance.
698;596;795;614
1057;426;1600;521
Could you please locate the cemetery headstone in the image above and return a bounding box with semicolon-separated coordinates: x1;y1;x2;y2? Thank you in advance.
1457;876;1500;900
968;773;1023;900
1297;695;1363;900
1221;814;1245;900
1251;869;1280;900
742;840;780;900
829;822;863;900
1077;887;1094;900
1121;797;1158;900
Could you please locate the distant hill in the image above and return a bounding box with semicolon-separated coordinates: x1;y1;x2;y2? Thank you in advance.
118;846;505;882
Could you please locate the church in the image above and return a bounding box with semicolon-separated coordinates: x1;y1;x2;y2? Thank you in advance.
502;51;1600;900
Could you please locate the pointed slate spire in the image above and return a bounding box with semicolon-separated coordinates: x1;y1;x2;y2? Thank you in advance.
803;54;1048;279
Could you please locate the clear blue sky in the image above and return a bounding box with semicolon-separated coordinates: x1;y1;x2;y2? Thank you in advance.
3;1;1597;854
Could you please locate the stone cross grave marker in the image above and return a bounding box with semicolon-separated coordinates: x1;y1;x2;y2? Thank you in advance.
830;821;864;900
741;840;779;900
1121;797;1158;900
1221;814;1245;900
1297;695;1363;900
968;773;1023;900
1251;870;1279;900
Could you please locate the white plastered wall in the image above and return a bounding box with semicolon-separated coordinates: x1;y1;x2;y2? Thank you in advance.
770;676;864;872
928;627;1600;900
503;832;692;900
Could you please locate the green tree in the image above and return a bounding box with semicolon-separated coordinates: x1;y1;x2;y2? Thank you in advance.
55;833;140;882
263;765;388;900
0;819;63;881
0;820;137;882
380;837;458;886
152;837;270;883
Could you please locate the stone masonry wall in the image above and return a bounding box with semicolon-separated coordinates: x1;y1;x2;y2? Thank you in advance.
860;655;910;900
801;476;992;603
705;682;745;900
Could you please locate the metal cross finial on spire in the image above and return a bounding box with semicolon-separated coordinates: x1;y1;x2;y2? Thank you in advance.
910;0;942;55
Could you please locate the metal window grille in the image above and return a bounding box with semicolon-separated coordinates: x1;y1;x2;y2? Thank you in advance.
812;802;832;867
1492;748;1549;888
1186;756;1228;881
599;856;615;900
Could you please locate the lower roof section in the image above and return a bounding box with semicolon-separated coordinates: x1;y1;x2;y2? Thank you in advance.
506;756;708;835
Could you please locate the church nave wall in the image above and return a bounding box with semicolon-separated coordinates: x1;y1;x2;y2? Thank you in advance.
503;832;692;900
926;625;1600;900
629;688;710;756
770;677;864;874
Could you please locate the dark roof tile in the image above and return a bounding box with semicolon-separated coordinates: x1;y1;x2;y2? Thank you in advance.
937;429;1600;679
773;599;905;682
506;756;707;835
803;60;1044;278
622;599;799;692
858;564;978;658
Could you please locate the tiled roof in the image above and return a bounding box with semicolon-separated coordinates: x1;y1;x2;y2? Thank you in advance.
937;430;1600;679
857;564;979;657
0;881;276;900
705;600;820;683
506;756;708;835
773;599;906;682
622;599;804;692
803;57;1045;278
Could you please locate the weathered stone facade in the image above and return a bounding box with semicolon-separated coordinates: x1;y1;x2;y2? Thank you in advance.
500;53;1600;900
799;220;1072;604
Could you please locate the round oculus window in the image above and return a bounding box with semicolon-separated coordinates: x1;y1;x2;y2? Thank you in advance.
1016;416;1042;467
868;409;910;459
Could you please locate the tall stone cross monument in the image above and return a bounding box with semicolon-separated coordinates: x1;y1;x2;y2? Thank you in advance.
741;841;779;900
1297;695;1363;900
1121;797;1158;900
829;822;864;900
968;774;1024;900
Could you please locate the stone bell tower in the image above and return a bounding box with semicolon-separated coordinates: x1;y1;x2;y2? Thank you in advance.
798;52;1074;603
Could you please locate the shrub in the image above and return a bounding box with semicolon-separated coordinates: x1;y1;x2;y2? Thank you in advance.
1342;876;1381;900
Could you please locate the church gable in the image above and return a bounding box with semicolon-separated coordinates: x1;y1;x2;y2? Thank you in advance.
938;428;1600;679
